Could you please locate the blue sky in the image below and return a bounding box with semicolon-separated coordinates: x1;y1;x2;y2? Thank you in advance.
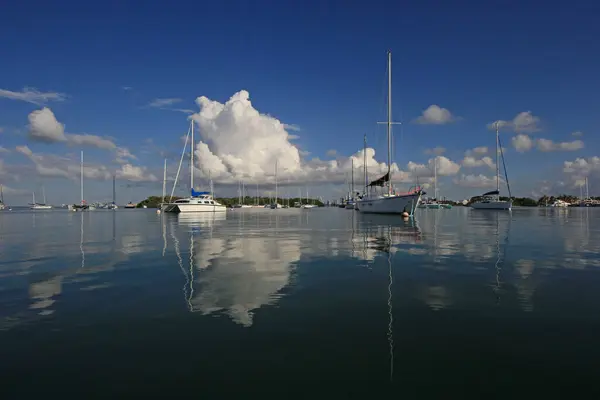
1;0;599;204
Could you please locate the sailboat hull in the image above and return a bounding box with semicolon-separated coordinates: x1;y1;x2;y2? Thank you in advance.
471;200;512;210
356;193;422;215
164;203;227;213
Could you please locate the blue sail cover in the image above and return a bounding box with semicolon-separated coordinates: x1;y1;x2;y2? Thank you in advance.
191;189;210;197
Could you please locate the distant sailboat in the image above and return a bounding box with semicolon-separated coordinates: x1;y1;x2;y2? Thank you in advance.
71;151;91;211
30;186;52;210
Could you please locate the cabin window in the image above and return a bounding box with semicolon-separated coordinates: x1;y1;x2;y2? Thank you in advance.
210;201;214;204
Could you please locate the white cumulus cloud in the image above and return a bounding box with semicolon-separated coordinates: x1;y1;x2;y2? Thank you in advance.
489;111;541;133
189;90;415;186
571;131;583;137
414;105;457;125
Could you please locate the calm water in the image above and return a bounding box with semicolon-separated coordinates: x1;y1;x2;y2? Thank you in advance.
1;207;600;397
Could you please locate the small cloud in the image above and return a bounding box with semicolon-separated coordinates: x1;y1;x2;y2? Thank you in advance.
511;134;534;153
326;149;338;157
26;107;118;150
465;146;488;156
0;146;10;154
28;107;67;142
148;98;182;108
462;156;495;170
414;105;457;125
122;86;133;91
283;123;301;132
571;131;583;137
488;111;541;133
536;138;584;152
0;87;67;105
68;133;116;150
424;146;446;155
287;134;300;140
116;164;158;182
171;108;195;114
453;174;497;188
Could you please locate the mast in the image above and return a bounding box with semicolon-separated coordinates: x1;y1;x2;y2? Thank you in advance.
364;134;368;194
33;192;35;205
80;151;84;204
0;184;4;204
190;120;194;191
161;159;167;205
433;157;437;200
42;186;46;204
387;50;392;195
586;176;589;199
242;181;245;205
351;158;354;199
495;122;500;199
275;160;278;205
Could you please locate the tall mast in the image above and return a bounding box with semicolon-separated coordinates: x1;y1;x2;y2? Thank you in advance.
433;156;437;199
161;159;167;205
586;176;589;199
495;122;500;197
190;120;194;191
80;151;84;204
43;186;46;204
275;160;278;205
364;134;368;193
387;50;392;196
351;158;354;198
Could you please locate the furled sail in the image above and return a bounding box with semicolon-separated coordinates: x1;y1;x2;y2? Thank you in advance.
368;172;390;187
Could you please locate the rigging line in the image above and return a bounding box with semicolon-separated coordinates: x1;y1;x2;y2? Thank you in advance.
497;135;512;198
169;122;192;203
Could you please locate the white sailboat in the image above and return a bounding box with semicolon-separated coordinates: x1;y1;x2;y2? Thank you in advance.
30;186;52;209
71;151;92;211
163;120;226;213
270;160;282;209
356;51;424;215
471;122;512;210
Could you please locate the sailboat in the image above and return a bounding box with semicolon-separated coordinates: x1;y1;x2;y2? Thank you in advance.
30;186;52;209
71;151;92;211
345;159;357;209
163;120;226;213
107;175;118;209
356;51;424;215
471;122;512;210
270;160;282;209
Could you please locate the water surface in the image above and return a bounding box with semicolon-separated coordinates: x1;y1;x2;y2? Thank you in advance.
1;207;599;397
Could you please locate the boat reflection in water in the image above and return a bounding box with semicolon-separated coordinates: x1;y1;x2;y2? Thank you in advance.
167;211;299;327
353;212;423;382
